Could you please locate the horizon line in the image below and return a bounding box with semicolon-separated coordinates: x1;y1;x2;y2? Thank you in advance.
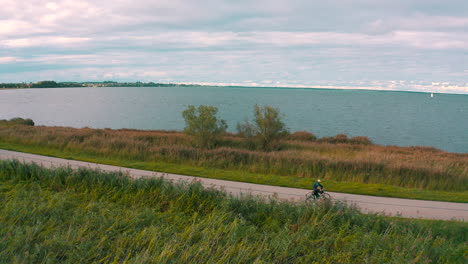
2;80;468;95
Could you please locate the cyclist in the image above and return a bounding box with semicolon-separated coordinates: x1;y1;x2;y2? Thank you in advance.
312;179;324;199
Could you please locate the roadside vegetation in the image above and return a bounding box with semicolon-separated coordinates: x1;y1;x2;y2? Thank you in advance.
0;112;467;202
182;105;227;149
0;160;466;263
237;104;289;151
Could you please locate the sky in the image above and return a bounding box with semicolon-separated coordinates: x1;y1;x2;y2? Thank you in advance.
1;0;467;94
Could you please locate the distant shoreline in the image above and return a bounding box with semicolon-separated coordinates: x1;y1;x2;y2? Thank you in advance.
2;80;468;95
2;82;468;96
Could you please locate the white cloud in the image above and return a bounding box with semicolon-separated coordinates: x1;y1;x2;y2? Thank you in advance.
0;0;467;94
366;15;468;33
243;31;468;50
0;57;17;63
0;66;169;82
46;2;59;11
0;20;47;35
62;30;466;51
1;36;90;48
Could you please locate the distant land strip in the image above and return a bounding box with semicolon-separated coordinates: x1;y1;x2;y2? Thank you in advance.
0;80;200;89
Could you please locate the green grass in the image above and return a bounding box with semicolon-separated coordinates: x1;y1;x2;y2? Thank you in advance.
0;160;466;263
1;141;467;203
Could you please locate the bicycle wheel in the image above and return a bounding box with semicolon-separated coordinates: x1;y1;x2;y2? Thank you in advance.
305;192;315;203
321;193;331;200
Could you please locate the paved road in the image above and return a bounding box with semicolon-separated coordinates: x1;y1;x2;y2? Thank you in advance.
0;149;467;221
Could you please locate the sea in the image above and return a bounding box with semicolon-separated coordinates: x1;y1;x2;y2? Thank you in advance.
1;86;467;153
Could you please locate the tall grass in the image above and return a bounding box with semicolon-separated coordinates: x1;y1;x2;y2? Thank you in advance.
1;125;466;193
0;160;466;263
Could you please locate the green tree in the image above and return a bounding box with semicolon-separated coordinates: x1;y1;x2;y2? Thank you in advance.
182;105;227;149
31;81;59;88
0;117;35;126
237;104;289;151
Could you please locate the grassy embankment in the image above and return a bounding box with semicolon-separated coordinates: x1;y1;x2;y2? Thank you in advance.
0;160;466;263
0;124;467;202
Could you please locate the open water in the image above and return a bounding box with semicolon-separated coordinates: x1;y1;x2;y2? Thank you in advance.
1;86;467;153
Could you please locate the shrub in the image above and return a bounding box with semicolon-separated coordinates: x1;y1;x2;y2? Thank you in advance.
237;105;289;151
182;105;227;149
408;146;442;153
287;131;317;141
317;134;373;145
318;133;348;144
0;117;34;126
349;136;373;145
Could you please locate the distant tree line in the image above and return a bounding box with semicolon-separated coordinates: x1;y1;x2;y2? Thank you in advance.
31;81;84;88
0;83;30;88
0;81;84;88
0;81;202;88
0;117;34;126
86;81;201;87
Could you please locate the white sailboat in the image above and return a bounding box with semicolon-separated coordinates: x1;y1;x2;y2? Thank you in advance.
430;92;434;98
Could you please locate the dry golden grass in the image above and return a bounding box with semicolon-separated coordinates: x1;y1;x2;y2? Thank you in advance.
1;125;467;191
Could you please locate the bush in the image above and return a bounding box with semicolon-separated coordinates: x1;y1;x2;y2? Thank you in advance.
408;146;442;153
317;133;348;144
349;136;373;145
182;105;227;149
0;117;34;126
317;134;373;145
287;131;317;141
237;105;289;151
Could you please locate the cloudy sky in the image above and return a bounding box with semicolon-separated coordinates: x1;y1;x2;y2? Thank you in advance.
1;0;467;93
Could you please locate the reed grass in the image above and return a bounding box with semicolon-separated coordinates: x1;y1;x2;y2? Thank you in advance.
0;125;467;200
0;160;466;263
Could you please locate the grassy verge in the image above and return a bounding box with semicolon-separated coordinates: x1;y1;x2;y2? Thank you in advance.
1;160;466;263
1;141;467;202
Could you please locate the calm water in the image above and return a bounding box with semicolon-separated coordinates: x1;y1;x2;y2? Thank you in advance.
1;86;467;153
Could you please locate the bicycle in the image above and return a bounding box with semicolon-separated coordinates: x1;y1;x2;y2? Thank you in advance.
305;189;331;203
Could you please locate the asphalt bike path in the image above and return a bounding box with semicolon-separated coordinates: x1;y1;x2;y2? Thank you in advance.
1;149;466;221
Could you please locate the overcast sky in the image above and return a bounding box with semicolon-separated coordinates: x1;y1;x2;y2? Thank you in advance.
1;0;467;93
